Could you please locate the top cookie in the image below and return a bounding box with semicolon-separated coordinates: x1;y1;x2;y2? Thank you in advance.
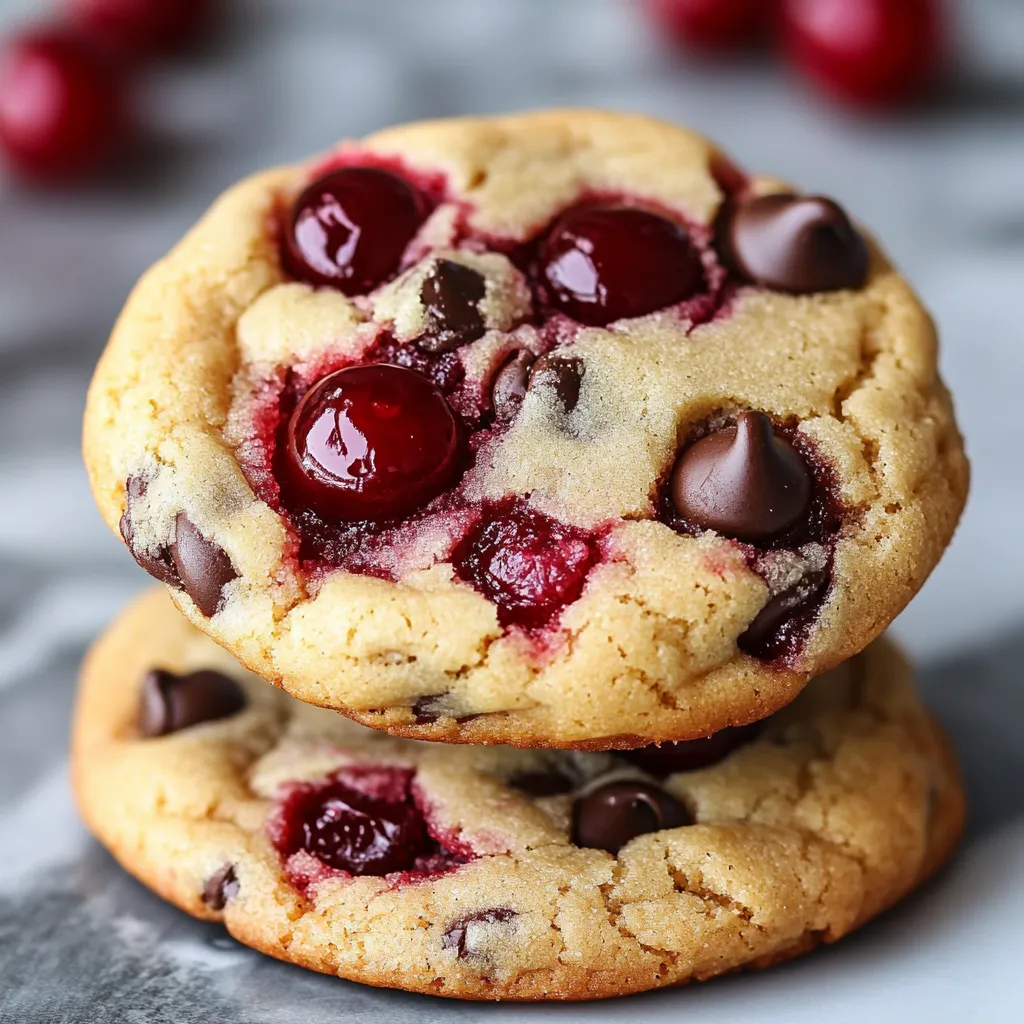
82;109;968;749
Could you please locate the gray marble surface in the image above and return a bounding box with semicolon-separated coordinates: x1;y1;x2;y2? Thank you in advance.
0;1;1022;1021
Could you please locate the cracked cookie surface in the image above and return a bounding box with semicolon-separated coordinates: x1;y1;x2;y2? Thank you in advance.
82;109;968;747
72;589;964;1001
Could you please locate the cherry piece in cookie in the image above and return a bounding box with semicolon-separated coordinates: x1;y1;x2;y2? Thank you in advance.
540;205;704;326
138;668;246;737
452;502;597;630
417;259;487;353
282;364;464;522
717;193;869;294
283;168;426;294
622;723;761;775
170;514;238;617
573;781;690;854
491;349;536;422
0;30;123;181
272;775;432;876
779;0;944;108
670;412;812;542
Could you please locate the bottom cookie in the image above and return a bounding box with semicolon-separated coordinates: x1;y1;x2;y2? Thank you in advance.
72;589;964;1002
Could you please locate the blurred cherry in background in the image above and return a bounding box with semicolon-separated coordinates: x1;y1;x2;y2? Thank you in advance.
645;0;771;52
0;0;953;184
643;0;946;109
0;0;214;183
779;0;944;107
0;29;123;180
67;0;211;57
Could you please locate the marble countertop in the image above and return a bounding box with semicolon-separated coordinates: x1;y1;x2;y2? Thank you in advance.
1;1;1022;1020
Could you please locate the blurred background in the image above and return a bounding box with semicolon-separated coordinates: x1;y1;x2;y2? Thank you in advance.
0;2;1022;1021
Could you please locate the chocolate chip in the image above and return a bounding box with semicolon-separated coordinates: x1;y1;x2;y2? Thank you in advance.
491;349;536;422
670;411;812;543
442;908;517;959
417;259;487;353
139;668;247;737
411;694;449;723
738;567;830;659
201;865;239;911
170;513;237;617
621;724;762;776
528;353;584;414
508;770;574;796
572;780;690;854
716;193;869;294
119;476;182;588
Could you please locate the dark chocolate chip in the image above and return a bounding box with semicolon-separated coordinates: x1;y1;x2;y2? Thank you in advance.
411;694;449;724
201;865;240;911
670;411;812;543
621;723;762;776
139;668;247;737
528;353;584;414
442;908;517;959
508;770;575;797
738;567;830;659
491;349;536;422
417;259;487;353
169;513;238;618
716;193;869;294
119;476;182;588
572;780;690;854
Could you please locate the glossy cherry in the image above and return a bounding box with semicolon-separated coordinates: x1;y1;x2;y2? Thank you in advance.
283;167;427;294
282;364;464;522
540;204;704;326
67;0;211;56
452;502;597;629
0;30;123;181
645;0;770;52
779;0;944;108
272;774;431;876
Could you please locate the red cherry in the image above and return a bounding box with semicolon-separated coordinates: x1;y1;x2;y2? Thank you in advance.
0;30;123;181
645;0;771;52
283;167;427;294
452;502;597;629
282;364;464;522
540;204;704;326
779;0;944;108
66;0;211;56
272;771;432;876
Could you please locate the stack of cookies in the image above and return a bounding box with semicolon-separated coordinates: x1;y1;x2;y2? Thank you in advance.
75;110;969;1002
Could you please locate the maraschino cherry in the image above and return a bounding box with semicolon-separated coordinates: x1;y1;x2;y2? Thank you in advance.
273;773;432;877
540;204;704;326
283;167;427;294
646;0;770;52
0;29;123;181
453;502;597;629
67;0;211;56
779;0;944;108
282;364;464;522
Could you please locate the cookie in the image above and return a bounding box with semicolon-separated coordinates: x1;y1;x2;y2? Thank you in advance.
72;589;964;1001
82;109;968;748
